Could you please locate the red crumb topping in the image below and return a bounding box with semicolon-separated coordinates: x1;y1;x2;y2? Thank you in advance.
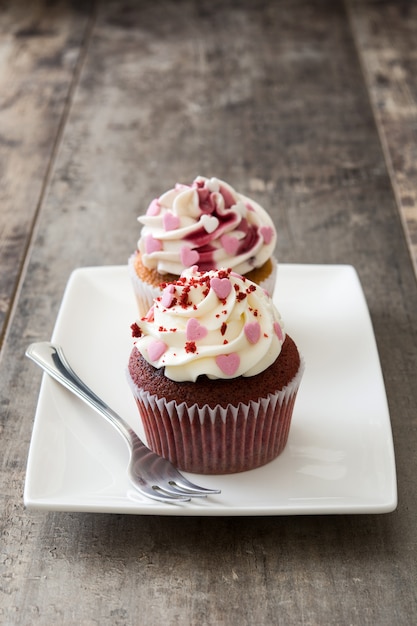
179;287;191;307
131;323;142;338
185;341;197;353
220;322;227;336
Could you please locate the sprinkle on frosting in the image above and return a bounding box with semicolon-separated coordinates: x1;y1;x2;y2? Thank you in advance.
131;267;285;382
211;276;232;300
244;321;261;344
186;318;208;341
215;353;240;376
136;176;277;276
147;340;167;362
163;211;180;231
130;322;142;338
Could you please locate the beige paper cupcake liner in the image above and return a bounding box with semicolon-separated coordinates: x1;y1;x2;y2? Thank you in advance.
258;256;277;298
127;360;304;474
128;254;163;317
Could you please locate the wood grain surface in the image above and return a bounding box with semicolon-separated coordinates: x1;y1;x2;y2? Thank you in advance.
0;0;93;349
348;0;417;277
0;1;416;624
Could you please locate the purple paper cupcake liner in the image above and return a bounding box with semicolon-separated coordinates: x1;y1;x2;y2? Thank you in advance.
127;360;304;474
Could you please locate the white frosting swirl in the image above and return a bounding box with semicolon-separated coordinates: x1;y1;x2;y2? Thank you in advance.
131;267;285;382
136;176;276;275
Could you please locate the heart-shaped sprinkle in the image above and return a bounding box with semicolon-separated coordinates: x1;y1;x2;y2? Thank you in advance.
146;198;161;216
200;214;219;234
186;318;208;341
211;277;232;300
145;234;163;254
244;321;261;344
260;226;274;244
180;246;200;267
163;211;180;231
161;284;175;308
216;353;240;376
274;321;284;341
221;234;240;256
148;340;167;362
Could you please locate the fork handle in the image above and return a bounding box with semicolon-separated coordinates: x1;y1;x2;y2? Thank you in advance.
26;342;136;448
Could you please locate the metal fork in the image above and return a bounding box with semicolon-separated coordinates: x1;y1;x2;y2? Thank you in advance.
26;342;220;504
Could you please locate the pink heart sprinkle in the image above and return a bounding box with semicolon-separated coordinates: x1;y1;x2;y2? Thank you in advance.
274;321;284;341
200;214;219;234
186;318;208;341
161;284;175;308
180;246;200;267
145;234;162;254
211;277;232;300
244;322;261;344
148;340;167;362
216;353;240;376
260;226;274;245
146;199;161;216
221;234;240;256
163;211;180;231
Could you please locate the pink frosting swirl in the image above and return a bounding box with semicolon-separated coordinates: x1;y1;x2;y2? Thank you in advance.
136;176;277;275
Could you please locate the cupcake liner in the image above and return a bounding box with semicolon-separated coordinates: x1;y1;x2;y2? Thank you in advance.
258;256;277;297
128;254;163;317
127;359;304;474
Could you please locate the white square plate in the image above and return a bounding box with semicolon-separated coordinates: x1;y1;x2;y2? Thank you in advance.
24;265;397;516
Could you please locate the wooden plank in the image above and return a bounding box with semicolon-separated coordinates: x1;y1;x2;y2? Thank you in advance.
1;1;416;624
0;0;93;349
347;0;417;276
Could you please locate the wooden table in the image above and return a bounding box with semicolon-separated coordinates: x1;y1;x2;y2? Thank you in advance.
1;1;416;624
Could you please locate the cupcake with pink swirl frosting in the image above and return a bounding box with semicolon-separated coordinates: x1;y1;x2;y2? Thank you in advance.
127;266;303;474
128;176;277;316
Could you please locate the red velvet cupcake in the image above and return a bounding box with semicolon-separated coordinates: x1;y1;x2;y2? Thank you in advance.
127;267;303;474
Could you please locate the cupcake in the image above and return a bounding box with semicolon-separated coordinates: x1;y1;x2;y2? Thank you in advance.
128;176;277;316
127;266;303;474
